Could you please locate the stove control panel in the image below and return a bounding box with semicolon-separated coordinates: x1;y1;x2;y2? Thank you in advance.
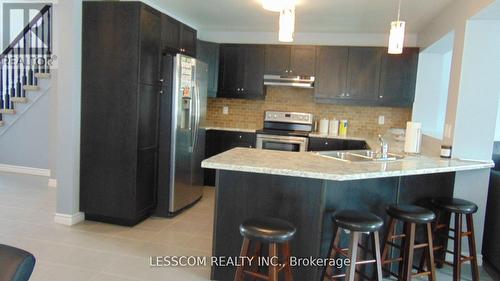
264;111;314;125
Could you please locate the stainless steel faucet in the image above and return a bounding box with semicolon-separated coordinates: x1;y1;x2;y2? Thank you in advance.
378;134;389;159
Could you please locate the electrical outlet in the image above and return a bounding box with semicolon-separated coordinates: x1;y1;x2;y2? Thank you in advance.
378;115;385;125
222;106;229;115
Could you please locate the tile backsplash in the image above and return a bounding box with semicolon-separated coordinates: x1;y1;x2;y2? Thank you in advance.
206;87;412;136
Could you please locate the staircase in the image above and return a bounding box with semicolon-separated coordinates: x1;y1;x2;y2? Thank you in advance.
0;5;52;130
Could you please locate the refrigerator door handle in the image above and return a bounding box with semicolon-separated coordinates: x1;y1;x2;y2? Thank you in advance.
192;82;201;150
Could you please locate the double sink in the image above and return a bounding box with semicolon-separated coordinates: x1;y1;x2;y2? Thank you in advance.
317;150;405;162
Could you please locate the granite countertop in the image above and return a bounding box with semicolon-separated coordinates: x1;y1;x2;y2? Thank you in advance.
201;147;493;181
202;126;257;133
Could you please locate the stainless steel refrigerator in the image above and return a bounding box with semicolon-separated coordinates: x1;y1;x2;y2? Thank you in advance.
156;53;208;216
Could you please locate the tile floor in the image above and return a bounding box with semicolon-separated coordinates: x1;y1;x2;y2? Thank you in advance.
0;171;494;281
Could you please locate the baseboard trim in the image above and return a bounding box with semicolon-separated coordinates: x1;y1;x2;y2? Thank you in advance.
48;178;58;187
0;164;50;177
54;212;85;226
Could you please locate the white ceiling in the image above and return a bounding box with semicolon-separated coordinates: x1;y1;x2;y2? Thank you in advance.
157;0;454;33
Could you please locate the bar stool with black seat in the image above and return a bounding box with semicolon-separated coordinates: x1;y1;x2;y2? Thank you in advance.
430;197;480;281
324;210;384;281
234;217;296;281
0;244;36;281
381;205;437;281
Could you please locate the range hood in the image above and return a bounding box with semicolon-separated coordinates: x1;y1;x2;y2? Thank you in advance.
263;75;315;89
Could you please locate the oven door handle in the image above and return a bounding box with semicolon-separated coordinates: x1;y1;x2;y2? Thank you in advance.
256;135;308;143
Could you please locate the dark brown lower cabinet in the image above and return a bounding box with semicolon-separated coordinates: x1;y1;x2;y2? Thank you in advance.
80;2;161;226
204;130;256;186
308;137;368;151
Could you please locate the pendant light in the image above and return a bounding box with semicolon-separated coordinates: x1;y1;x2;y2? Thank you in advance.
388;0;405;54
279;7;295;42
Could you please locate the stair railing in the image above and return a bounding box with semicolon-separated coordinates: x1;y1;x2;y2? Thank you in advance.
0;5;52;124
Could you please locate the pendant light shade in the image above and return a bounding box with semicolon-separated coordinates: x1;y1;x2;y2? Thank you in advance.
388;20;405;54
279;7;295;42
388;0;405;54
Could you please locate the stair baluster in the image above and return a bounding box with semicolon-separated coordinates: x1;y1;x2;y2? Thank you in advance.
0;63;3;117
16;44;21;98
47;7;51;74
5;58;10;110
22;33;27;98
34;17;39;86
41;14;45;74
10;51;15;108
28;24;33;86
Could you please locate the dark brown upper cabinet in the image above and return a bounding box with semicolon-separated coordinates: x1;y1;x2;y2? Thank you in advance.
265;45;316;76
346;47;383;101
180;24;197;57
139;5;161;86
161;15;180;52
160;14;197;57
315;46;382;102
314;46;348;100
378;47;419;107
218;44;265;100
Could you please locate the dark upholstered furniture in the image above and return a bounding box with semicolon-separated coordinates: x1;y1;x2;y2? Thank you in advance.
482;150;500;279
0;244;35;281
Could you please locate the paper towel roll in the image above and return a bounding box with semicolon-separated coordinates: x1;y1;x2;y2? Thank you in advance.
329;120;339;137
404;122;422;154
319;119;329;135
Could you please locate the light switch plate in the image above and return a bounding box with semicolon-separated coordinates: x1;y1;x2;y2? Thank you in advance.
222;106;229;115
378;115;385;125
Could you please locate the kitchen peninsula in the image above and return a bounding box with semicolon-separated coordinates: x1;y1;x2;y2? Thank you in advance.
201;148;493;281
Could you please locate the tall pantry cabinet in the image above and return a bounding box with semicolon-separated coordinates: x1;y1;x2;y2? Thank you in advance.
80;2;161;225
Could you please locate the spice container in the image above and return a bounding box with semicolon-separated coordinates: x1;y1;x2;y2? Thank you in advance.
440;145;452;158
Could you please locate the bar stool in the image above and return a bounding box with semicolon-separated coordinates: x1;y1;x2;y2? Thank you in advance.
234;217;296;281
381;205;437;281
324;210;384;281
0;244;36;281
430;197;480;281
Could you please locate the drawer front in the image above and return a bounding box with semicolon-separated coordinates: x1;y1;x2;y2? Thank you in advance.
308;138;345;151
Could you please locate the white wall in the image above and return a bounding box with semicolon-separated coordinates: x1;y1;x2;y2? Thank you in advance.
53;0;82;219
0;90;50;169
417;0;500;255
495;97;500;141
452;19;500;255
